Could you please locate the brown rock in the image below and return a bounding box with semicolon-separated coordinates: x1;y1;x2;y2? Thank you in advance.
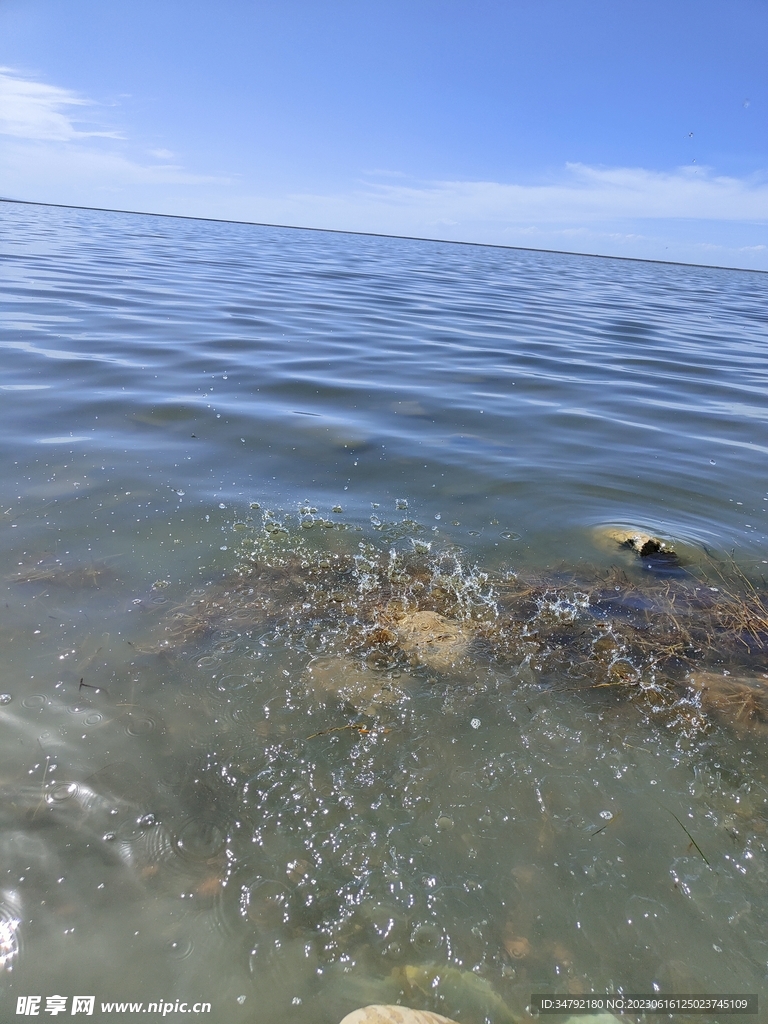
304;655;406;713
594;525;673;556
503;934;531;960
394;610;472;672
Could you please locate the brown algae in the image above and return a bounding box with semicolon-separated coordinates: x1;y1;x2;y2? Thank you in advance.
12;510;768;1021
146;513;768;740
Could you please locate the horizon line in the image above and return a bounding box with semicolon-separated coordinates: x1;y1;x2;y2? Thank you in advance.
1;195;764;275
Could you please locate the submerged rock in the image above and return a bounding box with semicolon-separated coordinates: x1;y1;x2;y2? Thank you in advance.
392;610;473;673
339;1008;459;1024
304;655;407;713
392;963;517;1024
593;525;682;569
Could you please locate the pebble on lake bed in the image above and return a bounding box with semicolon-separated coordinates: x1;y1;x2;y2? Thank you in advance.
339;1007;459;1024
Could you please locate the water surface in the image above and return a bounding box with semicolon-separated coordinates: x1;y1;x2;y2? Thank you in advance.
1;201;767;1023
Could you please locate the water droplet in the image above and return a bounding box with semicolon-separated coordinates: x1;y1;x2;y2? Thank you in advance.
236;996;246;1006
166;937;194;960
173;819;225;860
332;505;343;513
0;694;11;705
710;459;716;465
219;503;226;509
125;714;157;736
410;922;442;952
395;498;408;510
470;718;481;729
599;810;613;820
50;783;78;802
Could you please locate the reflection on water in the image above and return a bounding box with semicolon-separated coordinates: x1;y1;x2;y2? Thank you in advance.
1;201;767;1022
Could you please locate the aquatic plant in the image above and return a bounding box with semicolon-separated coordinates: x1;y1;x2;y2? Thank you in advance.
144;514;768;741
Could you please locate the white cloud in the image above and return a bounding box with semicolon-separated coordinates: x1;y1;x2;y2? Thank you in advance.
0;67;765;270
289;163;768;230
0;67;120;141
0;138;228;196
0;69;225;204
218;163;767;268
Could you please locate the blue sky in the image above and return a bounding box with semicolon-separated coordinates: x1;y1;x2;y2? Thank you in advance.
1;0;766;268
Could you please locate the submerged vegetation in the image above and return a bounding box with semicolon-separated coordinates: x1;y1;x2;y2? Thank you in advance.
8;510;768;1022
143;510;768;743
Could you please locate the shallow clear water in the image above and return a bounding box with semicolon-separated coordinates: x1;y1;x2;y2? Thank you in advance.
1;200;767;1023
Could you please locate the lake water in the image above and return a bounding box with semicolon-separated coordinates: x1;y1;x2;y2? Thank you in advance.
1;200;767;1024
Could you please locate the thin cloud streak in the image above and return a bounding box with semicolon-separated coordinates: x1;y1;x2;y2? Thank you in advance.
0;70;764;269
290;164;768;229
0;68;120;141
0;139;229;193
0;69;225;199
